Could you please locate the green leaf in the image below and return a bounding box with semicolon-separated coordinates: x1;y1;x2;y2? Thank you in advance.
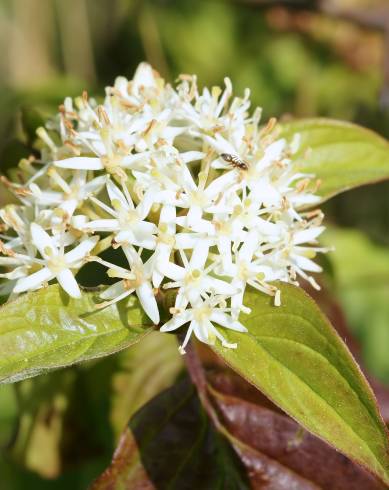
0;285;153;384
0;384;18;448
211;283;389;485
281;118;389;204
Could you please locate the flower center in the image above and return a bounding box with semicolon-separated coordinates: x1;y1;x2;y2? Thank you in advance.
214;220;231;235
47;255;67;274
189;190;208;208
157;223;175;246
101;154;122;170
126;210;139;224
193;305;212;323
237;261;250;281
185;268;202;285
115;267;144;290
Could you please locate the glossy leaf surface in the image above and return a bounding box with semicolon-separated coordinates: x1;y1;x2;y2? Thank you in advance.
281;118;389;204
0;285;153;384
212;283;389;485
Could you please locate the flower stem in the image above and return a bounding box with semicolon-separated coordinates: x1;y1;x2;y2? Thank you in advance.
177;333;222;430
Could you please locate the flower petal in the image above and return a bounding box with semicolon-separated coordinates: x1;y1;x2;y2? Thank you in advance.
180;151;205;164
82;219;119;232
202;276;236;296
136;282;160;324
57;268;81;298
192;319;212;344
160;310;192;332
189;242;210;269
292;253;322;273
293;227;325;245
210;310;247;332
133;62;157;91
65;236;99;264
159;261;185;281
260;139;286;167
101;280;127;300
13;267;53;293
107;180;131;209
60;199;78;217
83;175;107;195
31;223;56;258
54;157;103;170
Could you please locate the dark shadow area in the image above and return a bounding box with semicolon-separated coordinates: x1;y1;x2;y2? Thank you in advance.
93;377;250;489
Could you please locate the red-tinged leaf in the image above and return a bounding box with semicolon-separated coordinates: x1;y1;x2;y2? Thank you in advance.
91;379;250;490
227;440;318;490
92;429;155;490
209;371;385;490
91;378;322;490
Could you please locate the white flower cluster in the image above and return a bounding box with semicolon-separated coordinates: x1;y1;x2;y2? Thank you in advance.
0;63;327;353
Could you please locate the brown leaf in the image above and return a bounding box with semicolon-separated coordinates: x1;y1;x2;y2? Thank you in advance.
209;371;385;490
91;428;155;490
229;442;319;490
91;379;250;490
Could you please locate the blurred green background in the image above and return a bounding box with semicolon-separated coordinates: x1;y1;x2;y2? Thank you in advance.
1;0;389;488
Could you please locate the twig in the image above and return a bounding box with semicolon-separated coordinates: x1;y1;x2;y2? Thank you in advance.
178;334;223;430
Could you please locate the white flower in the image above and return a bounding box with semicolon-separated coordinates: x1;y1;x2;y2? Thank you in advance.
0;62;329;352
96;245;159;325
83;179;157;249
161;241;237;310
53;153;147;174
151;204;176;288
269;221;328;289
13;223;98;298
220;230;280;317
28;169;106;218
174;166;239;230
0;256;32;283
0;205;37;256
161;296;247;354
114;62;160;103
